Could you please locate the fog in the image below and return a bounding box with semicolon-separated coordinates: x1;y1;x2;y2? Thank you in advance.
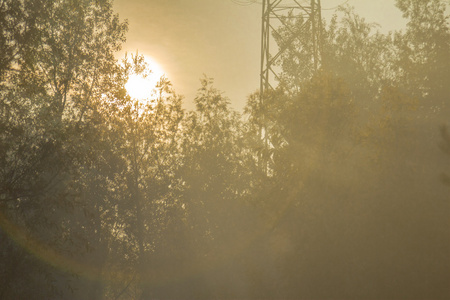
1;0;449;299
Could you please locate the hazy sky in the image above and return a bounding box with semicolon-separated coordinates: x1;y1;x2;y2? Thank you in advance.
113;0;406;110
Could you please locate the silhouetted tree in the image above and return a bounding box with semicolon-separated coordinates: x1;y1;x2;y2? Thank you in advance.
173;77;255;299
241;3;450;299
0;0;127;298
394;0;450;116
106;54;186;300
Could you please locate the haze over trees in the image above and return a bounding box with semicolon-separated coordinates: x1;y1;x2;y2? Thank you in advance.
1;0;449;299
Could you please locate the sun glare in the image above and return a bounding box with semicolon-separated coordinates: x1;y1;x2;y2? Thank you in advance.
125;56;165;101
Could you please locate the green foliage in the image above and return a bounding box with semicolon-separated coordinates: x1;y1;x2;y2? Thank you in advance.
275;5;395;101
394;0;450;113
1;0;450;299
241;3;450;299
324;6;396;101
1;0;129;298
181;76;244;246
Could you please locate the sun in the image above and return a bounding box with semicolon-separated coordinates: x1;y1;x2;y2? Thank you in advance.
125;56;165;100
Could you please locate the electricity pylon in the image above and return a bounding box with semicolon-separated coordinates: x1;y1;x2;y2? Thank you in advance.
258;0;322;173
260;0;322;97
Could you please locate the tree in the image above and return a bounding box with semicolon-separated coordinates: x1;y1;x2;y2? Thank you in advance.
394;0;450;117
274;5;394;103
242;4;450;298
245;70;356;224
106;54;186;300
0;0;128;298
173;77;254;299
323;6;396;103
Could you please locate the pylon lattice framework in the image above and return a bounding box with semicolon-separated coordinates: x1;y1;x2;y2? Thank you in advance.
260;0;322;98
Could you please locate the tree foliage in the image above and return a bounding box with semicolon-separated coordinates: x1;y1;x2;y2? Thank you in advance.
1;0;450;299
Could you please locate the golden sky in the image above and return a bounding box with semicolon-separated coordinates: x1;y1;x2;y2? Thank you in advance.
113;0;406;110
